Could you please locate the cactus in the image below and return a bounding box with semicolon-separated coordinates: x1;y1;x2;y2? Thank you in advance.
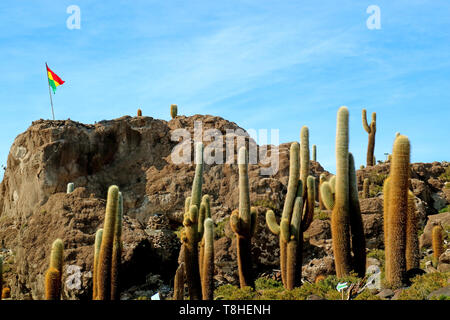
1;287;10;299
92;228;103;299
173;262;185;300
362;178;370;199
348;153;366;277
362;109;376;166
383;177;391;279
385;135;410;287
96;185;119;300
312;144;317;162
137;108;142;117
111;191;123;300
406;190;419;270
48;238;64;298
201;218;214;300
45;267;61;300
331;107;352;278
0;256;2;300
318;174;327;210
230;147;257;288
432;225;444;266
67;182;74;194
191;143;204;210
301;176;315;232
170;104;178;119
320;180;335;211
198;195;211;281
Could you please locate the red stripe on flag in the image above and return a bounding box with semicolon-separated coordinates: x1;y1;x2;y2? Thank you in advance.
46;64;65;85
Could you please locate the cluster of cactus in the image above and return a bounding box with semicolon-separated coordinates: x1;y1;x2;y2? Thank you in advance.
362;109;376;167
265;125;317;290
320;107;366;278
230;147;258;289
93;185;123;300
170;104;178;119
177;142;215;300
45;239;64;300
383;134;419;287
432;225;444;267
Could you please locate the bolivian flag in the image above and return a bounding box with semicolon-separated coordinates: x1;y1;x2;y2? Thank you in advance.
46;63;65;94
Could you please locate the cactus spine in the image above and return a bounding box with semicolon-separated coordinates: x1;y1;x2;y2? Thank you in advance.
230;147;257;288
312;144;317;162
92;228;103;299
348;153;366;277
432;225;444;266
406;190;419;270
362;109;376;166
362;178;370;199
45;267;61;300
331;107;352;278
137;108;142;117
201;218;214;300
170;104;178;119
67;182;74;194
384;135;410;287
96;185;119;300
173;262;185;300
111;192;123;300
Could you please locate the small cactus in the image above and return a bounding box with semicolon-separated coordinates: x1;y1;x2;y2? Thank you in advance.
362;178;370;199
96;185;119;300
48;238;64;299
137;109;142;117
170;104;178;119
312;144;317;162
66;182;74;194
1;287;10;299
230;147;257;288
362;109;376;167
173;262;185;300
45;267;61;300
432;225;444;266
201;218;214;300
92;228;103;300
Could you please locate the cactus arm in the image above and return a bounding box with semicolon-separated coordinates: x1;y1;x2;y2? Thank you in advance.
111;191;123;300
406;190;419;270
300;127;310;198
290;197;303;241
281;142;300;222
280;218;290;243
301;176;315;232
184;205;202;299
93;228;103;300
362;109;371;133
383;176;391;280
238;147;251;235
230;210;242;235
250;207;258;237
191;143;204;210
320;182;335;211
329;175;336;194
201;218;214;300
266;210;280;235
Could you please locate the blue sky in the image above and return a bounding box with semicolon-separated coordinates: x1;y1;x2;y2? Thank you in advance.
0;0;449;174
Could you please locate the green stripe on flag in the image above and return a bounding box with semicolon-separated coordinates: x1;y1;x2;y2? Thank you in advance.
48;79;57;94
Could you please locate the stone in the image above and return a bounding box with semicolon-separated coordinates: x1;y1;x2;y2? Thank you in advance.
377;289;394;299
427;286;450;299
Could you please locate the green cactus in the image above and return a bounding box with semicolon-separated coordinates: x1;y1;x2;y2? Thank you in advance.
198;195;211;282
301;176;315;232
92;228;103;300
191;143;204;210
50;238;64;277
406;190;419;270
230;147;257;288
331;107;352;278
432;225;444;267
45;267;61;300
173;262;185;300
384;135;410;287
383;176;391;279
362;109;376;167
183;204;202;300
362;178;370;199
318;174;327;210
67;182;74;194
111;191;123;300
312;144;317;162
348;153;366;278
170;104;178;119
320;178;335;211
96;185;119;300
201;218;214;300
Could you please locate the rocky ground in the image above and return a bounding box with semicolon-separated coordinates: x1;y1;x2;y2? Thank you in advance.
0;114;448;299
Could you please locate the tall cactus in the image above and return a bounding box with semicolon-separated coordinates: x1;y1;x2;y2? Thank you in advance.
348;153;366;277
173;262;185;300
362;178;370;199
385;135;410;287
299;126;315;232
198;195;211;282
406;190;419;270
45;267;61;300
201;218;214;300
170;104;178;119
67;182;74;194
96;185;119;300
432;225;444;266
230;147;257;288
383;177;391;279
312;144;317;162
111;192;123;300
191;143;204;210
331;106;352;278
362;109;376;167
92;228;103;300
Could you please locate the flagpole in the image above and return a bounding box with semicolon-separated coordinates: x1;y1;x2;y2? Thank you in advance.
45;62;55;120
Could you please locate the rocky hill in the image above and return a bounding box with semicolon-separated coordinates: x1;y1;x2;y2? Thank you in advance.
0;114;448;299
